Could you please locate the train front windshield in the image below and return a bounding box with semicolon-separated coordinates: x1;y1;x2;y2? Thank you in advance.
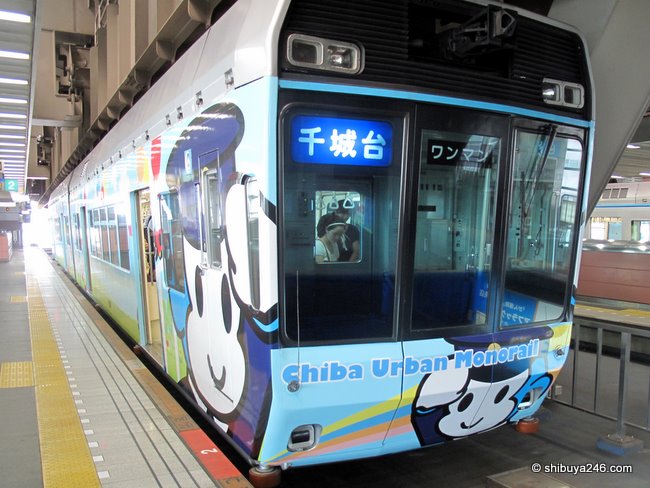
281;95;586;344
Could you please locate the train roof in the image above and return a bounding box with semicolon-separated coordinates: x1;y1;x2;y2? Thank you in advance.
59;0;290;201
597;181;650;205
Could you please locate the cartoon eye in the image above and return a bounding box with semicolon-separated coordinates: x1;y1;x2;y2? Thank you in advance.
494;385;509;404
458;393;473;412
221;274;232;333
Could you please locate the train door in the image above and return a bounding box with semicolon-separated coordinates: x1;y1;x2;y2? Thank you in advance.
62;211;75;274
136;189;163;363
79;207;92;292
392;105;509;446
280;103;406;454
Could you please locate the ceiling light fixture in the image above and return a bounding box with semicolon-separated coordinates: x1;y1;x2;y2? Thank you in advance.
0;10;31;23
0;113;27;119
0;50;30;60
0;97;27;105
0;77;28;85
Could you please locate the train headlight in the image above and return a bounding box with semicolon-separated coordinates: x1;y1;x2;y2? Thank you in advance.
287;34;363;74
542;78;584;109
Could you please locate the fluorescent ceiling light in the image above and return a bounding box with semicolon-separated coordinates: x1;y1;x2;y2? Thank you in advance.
0;124;25;130
0;113;26;119
0;97;27;105
640;172;650;177
0;142;25;147
0;77;28;85
0;149;25;153
626;144;640;149
0;154;25;159
0;134;24;139
0;50;30;60
0;11;31;23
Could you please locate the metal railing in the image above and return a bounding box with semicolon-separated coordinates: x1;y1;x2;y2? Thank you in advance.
552;314;650;439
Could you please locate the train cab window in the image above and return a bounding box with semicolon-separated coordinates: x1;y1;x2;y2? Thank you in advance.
282;109;403;343
502;130;584;326
410;130;500;333
160;192;185;293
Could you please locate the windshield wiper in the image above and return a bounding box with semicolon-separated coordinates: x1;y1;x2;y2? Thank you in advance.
522;124;558;218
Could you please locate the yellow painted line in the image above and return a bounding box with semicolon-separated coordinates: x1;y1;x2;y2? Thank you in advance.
10;295;27;303
619;309;650;318
0;361;34;388
27;280;101;488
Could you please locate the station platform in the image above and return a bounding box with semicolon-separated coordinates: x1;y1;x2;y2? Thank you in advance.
0;247;251;488
4;246;650;488
575;300;650;329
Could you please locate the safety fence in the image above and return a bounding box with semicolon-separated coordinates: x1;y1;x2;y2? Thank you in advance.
552;313;650;439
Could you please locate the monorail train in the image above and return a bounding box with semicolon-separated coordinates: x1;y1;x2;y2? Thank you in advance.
48;0;594;484
578;181;650;305
584;180;650;241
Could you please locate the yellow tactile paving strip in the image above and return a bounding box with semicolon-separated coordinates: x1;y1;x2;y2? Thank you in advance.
27;279;101;488
10;295;27;303
0;361;34;388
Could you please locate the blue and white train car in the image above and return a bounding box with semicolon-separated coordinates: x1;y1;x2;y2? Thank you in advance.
49;0;594;483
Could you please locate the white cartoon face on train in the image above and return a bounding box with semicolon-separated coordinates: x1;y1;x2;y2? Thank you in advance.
184;235;247;419
416;365;528;438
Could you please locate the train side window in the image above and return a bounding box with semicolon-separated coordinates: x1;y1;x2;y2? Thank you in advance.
99;207;109;262
502;131;584;326
107;206;119;266
159;192;185;293
282;109;403;343
53;215;61;243
314;191;362;264
632;220;650;241
117;210;130;270
73;213;81;250
204;170;223;268
89;209;98;256
63;215;70;246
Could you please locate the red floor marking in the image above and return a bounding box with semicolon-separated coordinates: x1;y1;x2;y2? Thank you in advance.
180;428;242;479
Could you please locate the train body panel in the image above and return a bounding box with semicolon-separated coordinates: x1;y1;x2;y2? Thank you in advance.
48;0;593;472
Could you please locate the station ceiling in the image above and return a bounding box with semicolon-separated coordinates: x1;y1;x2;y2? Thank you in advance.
0;0;35;193
0;0;648;196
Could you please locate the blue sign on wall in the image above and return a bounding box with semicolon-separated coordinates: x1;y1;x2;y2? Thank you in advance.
291;115;393;167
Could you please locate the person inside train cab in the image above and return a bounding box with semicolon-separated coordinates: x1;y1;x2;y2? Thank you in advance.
314;218;347;264
316;199;360;262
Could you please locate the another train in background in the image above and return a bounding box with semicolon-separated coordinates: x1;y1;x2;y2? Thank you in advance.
578;181;650;305
583;181;650;241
